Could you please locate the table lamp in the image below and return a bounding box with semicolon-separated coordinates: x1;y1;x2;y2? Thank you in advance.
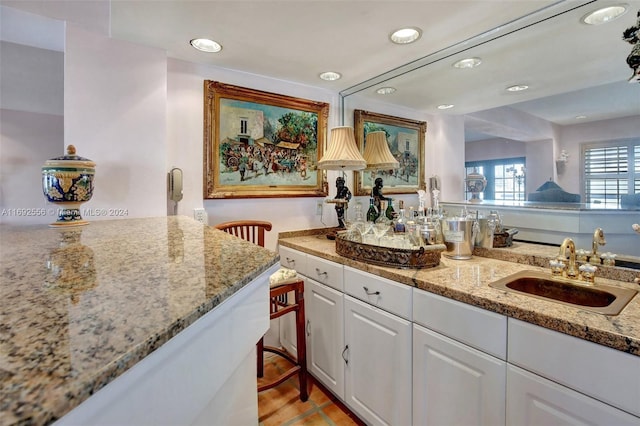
362;131;399;213
318;127;366;230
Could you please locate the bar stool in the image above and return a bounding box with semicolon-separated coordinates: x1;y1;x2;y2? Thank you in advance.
213;220;308;401
258;278;308;401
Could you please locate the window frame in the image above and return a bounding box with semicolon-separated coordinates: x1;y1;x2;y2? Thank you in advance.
580;138;639;208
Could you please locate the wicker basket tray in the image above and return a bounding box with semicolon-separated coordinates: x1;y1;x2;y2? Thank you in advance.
335;232;445;269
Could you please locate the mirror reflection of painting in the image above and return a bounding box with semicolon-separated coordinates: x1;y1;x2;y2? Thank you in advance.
362;123;419;188
219;99;318;187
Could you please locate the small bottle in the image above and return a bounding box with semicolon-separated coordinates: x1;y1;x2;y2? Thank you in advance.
366;197;378;222
394;200;406;233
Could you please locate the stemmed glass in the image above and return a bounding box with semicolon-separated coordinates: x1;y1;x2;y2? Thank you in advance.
372;221;390;245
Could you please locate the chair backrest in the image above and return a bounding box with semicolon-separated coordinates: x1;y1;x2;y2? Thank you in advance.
214;220;273;247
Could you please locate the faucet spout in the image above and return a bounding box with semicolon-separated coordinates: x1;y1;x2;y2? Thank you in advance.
559;237;578;278
592;227;606;259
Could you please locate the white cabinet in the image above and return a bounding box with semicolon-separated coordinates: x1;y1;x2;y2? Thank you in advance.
508;318;640;421
413;323;506;426
507;365;640;426
344;295;412;426
305;278;345;399
413;288;507;426
282;248;412;426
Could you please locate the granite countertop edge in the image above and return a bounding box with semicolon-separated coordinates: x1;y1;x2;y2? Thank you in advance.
53;259;278;422
278;232;640;357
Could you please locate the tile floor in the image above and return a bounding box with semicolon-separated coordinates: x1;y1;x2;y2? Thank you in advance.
258;353;365;426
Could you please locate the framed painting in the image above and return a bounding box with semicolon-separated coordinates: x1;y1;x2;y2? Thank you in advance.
353;109;427;196
204;81;329;199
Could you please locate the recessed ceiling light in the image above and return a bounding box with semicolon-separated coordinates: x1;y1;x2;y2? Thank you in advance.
390;27;422;44
319;71;341;81
453;58;482;69
437;104;454;110
575;115;587;120
190;38;222;53
376;87;396;95
506;84;529;92
581;5;628;25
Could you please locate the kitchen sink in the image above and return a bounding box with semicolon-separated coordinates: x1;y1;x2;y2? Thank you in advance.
489;270;637;315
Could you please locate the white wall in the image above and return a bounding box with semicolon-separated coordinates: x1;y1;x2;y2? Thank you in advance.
0;38;64;224
64;23;168;221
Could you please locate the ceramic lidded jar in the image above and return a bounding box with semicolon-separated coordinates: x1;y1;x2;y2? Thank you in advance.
42;145;96;227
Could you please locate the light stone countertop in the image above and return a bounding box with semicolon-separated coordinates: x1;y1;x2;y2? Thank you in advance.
278;230;640;357
0;216;278;426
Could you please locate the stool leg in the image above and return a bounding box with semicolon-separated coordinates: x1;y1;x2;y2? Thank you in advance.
295;289;308;402
257;336;264;378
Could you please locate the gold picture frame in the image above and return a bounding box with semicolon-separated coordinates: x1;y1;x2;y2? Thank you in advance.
204;81;329;199
353;109;427;196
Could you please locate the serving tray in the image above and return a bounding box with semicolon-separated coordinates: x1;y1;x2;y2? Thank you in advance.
335;232;445;269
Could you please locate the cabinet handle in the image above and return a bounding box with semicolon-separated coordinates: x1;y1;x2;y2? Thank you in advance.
315;268;328;276
285;257;295;265
306;319;310;336
342;345;349;365
363;286;380;296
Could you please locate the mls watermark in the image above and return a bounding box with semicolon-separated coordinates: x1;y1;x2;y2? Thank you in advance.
1;208;129;217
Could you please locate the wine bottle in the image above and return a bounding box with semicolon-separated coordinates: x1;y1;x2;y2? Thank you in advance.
385;198;395;221
366;197;378;222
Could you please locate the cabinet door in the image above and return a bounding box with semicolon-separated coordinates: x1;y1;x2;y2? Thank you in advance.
507;365;640;426
344;295;412;426
413;323;506;426
306;278;345;399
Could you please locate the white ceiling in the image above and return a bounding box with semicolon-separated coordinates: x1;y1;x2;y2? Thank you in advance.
2;0;639;142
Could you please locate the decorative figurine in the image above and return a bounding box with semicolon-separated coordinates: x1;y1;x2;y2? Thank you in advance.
372;177;392;215
333;176;352;229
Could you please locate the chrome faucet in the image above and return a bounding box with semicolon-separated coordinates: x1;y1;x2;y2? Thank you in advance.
591;227;606;262
559;238;579;278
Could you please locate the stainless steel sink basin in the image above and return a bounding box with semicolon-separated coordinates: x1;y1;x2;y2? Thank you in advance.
489;270;638;315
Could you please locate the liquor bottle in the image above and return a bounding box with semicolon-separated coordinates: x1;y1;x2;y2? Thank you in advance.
385;198;395;221
366;197;379;222
394;200;406;233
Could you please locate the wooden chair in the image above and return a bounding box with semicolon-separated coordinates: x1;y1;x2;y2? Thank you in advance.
214;220;273;247
213;220;308;401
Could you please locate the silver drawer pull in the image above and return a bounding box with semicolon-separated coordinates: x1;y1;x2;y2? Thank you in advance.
285;257;295;265
315;268;328;276
363;286;380;296
306;319;311;336
342;345;349;365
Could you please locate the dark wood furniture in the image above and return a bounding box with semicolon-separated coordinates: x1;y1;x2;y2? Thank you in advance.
214;220;273;247
214;220;308;401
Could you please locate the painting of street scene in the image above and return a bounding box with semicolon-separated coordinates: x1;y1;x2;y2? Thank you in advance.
204;81;329;198
218;99;318;187
354;109;426;196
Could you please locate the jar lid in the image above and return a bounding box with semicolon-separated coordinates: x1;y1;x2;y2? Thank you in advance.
44;145;95;168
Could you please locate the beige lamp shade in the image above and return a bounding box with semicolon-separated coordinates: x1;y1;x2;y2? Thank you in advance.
363;131;399;170
317;126;366;170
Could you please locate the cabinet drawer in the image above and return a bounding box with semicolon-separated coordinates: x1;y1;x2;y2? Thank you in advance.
413;289;506;360
508;318;640;417
344;266;412;320
307;254;343;291
279;246;307;276
507;364;640;425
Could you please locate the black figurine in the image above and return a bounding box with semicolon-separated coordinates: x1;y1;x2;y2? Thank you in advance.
372;177;392;214
333;176;352;229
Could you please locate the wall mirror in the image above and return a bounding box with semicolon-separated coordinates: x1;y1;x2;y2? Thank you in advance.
341;0;640;258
